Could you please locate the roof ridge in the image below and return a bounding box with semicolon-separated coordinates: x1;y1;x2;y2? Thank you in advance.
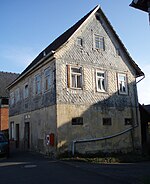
0;71;19;74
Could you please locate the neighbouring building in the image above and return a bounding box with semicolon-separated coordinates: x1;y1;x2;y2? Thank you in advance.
0;72;19;134
130;0;150;23
8;5;144;156
139;104;150;153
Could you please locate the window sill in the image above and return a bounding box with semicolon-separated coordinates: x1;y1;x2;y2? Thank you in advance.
96;90;107;94
70;87;83;90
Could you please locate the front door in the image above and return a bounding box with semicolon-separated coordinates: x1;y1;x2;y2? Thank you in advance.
24;122;30;150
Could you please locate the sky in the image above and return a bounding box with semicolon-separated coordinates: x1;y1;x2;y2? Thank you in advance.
0;0;149;104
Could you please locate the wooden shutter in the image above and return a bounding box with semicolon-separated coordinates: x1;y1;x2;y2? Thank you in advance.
67;65;71;88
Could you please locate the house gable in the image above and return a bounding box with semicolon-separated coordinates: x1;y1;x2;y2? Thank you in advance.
8;5;143;155
9;5;143;89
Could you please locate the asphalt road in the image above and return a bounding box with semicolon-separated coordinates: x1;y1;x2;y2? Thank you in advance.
0;152;150;184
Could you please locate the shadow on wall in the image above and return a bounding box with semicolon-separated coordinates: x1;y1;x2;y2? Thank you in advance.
56;81;143;156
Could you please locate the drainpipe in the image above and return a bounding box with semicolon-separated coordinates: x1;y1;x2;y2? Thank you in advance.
134;75;145;127
72;126;137;156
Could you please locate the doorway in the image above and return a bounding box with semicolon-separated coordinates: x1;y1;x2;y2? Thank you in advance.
24;122;30;150
16;124;19;148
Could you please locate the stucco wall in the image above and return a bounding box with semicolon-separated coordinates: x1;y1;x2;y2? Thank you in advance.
9;105;57;154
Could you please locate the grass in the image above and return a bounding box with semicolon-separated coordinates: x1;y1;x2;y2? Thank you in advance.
59;152;150;164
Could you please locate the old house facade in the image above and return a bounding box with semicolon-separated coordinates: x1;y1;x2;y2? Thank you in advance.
8;6;144;156
0;72;19;134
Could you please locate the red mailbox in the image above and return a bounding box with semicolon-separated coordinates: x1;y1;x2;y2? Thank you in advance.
49;133;54;146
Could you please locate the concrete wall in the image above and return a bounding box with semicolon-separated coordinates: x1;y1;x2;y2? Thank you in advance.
9;105;57;154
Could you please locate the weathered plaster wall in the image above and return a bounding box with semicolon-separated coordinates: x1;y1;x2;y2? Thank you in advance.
9;105;57;154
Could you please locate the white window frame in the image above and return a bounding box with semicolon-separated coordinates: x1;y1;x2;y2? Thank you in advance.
35;74;41;95
96;70;106;92
94;34;105;50
117;73;128;95
24;83;29;98
44;67;51;91
70;66;82;89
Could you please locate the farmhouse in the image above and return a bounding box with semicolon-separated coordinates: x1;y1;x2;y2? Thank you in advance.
8;5;144;156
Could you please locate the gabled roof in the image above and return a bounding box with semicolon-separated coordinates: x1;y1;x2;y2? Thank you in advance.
20;5;99;77
139;104;150;123
9;5;144;88
0;72;19;97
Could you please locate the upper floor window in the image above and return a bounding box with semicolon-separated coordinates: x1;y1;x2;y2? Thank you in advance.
117;73;128;95
35;74;41;95
67;65;83;89
77;37;84;47
44;67;51;91
10;92;14;106
96;70;106;92
15;88;20;103
24;84;29;98
71;66;82;89
94;35;105;50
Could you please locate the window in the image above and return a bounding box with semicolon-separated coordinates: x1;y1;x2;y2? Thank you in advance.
117;73;128;95
77;37;83;47
72;117;83;125
94;35;105;50
10;92;14;106
35;74;41;94
103;118;112;126
96;70;106;92
24;84;29;98
125;118;132;125
44;68;51;91
70;66;82;89
15;88;20;103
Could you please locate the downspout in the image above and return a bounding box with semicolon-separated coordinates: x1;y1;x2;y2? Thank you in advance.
134;75;145;127
134;75;145;149
130;75;145;150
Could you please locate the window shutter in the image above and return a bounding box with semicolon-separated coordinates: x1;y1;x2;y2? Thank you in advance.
67;65;71;88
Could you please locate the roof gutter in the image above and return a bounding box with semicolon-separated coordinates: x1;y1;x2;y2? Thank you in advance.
136;74;145;84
